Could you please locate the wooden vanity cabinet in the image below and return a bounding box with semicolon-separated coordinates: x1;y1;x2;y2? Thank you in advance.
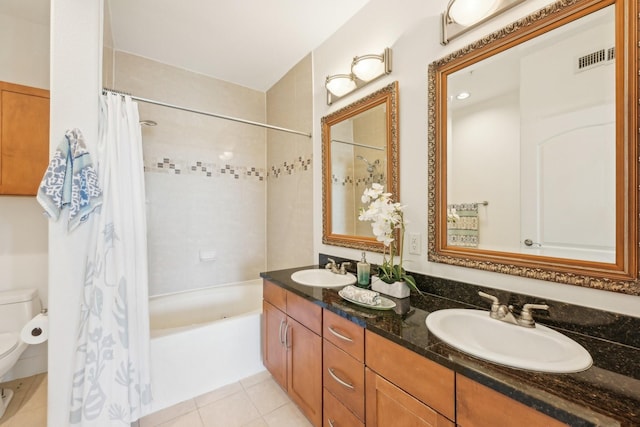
262;280;322;427
366;368;454;427
456;375;568;427
365;331;455;427
0;81;49;195
322;309;365;426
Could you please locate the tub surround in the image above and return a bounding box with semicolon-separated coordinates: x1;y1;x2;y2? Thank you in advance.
148;280;264;413
260;262;640;427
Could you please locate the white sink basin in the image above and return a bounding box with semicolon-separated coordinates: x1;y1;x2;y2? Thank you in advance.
426;309;592;373
290;269;356;288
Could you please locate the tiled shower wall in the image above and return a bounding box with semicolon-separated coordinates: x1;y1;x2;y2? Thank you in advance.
266;54;314;270
113;51;267;296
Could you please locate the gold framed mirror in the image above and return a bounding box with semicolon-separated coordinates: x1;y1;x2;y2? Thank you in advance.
428;0;639;294
322;81;399;251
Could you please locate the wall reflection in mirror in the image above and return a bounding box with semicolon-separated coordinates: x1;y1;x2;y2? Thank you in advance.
323;82;399;251
428;0;639;294
331;104;387;236
446;4;615;262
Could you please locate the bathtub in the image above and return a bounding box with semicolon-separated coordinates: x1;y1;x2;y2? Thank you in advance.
148;279;265;412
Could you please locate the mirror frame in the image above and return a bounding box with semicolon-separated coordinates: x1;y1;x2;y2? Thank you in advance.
322;81;399;252
427;0;640;295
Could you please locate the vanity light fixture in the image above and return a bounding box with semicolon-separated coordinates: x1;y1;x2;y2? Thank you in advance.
441;0;526;45
351;48;392;82
325;74;357;97
456;91;471;100
326;47;392;105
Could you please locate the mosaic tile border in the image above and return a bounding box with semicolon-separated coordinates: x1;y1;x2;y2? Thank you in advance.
145;157;266;181
268;156;312;179
332;173;386;188
145;155;314;181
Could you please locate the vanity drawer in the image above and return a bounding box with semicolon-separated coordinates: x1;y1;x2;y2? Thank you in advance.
365;330;455;421
323;340;365;421
286;289;322;335
263;280;286;312
323;309;364;362
324;388;364;427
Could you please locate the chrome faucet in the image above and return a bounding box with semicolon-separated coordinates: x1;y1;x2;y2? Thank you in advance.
478;291;549;328
325;258;350;275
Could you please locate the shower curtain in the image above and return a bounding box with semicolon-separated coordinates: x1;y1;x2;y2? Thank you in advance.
69;93;152;425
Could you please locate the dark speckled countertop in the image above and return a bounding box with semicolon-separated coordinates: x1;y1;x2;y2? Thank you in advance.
260;265;640;427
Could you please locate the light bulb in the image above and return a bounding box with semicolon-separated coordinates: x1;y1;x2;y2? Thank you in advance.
448;0;500;26
352;55;385;82
326;74;357;97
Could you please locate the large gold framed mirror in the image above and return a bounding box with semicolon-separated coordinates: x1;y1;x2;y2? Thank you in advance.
322;81;399;251
428;0;639;294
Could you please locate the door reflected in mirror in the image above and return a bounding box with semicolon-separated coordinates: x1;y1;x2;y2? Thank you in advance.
446;4;615;263
428;0;639;294
322;82;399;251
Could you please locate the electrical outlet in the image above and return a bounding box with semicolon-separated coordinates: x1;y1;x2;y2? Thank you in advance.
409;232;421;255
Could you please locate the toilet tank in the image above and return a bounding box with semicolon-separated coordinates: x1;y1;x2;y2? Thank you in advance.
0;289;41;333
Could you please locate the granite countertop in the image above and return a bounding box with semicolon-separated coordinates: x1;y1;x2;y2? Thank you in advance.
261;266;640;427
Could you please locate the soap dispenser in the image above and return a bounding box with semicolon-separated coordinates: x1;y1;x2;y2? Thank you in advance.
357;252;370;287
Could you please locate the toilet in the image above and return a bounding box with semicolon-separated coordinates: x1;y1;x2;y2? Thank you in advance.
0;288;42;419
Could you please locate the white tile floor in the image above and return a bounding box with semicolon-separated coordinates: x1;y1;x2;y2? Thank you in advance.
138;370;312;427
0;370;312;427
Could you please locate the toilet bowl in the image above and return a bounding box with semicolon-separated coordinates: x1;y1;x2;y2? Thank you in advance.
0;288;42;419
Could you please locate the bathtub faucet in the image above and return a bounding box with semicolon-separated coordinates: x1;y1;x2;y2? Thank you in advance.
325;259;350;274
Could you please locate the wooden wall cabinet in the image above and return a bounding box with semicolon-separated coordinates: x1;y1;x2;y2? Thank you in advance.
0;81;49;196
263;280;322;427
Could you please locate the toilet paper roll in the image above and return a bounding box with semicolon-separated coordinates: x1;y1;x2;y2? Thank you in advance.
20;313;49;344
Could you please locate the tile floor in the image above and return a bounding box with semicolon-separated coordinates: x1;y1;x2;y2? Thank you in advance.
137;370;312;427
0;373;47;426
0;370;311;427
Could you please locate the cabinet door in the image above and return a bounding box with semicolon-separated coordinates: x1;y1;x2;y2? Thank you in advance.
0;82;49;195
287;317;322;427
263;301;287;389
457;375;568;427
366;330;455;420
365;368;454;427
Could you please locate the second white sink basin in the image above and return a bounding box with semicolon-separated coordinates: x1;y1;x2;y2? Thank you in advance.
426;309;592;373
291;269;356;288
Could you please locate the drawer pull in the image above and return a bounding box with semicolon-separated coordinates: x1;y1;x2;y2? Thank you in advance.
328;326;353;342
328;419;336;427
284;322;291;348
328;368;355;390
278;319;286;345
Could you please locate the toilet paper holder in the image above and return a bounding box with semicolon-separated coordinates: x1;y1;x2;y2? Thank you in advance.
30;308;48;336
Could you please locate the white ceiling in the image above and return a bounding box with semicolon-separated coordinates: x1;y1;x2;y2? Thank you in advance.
107;0;371;92
1;0;370;92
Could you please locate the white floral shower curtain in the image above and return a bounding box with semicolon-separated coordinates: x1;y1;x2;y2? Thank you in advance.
69;93;152;425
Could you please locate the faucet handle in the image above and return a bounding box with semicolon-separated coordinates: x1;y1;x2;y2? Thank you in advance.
478;291;500;308
340;262;351;274
519;303;549;327
478;291;499;303
325;258;336;269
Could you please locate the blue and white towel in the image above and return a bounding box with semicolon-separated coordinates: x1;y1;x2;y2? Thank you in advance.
37;128;102;231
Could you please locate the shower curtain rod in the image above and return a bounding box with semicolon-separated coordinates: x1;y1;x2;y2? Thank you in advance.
102;88;312;138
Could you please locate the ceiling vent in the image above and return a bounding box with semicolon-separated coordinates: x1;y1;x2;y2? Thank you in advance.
576;46;615;72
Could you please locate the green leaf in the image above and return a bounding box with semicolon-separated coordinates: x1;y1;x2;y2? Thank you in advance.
401;274;422;295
